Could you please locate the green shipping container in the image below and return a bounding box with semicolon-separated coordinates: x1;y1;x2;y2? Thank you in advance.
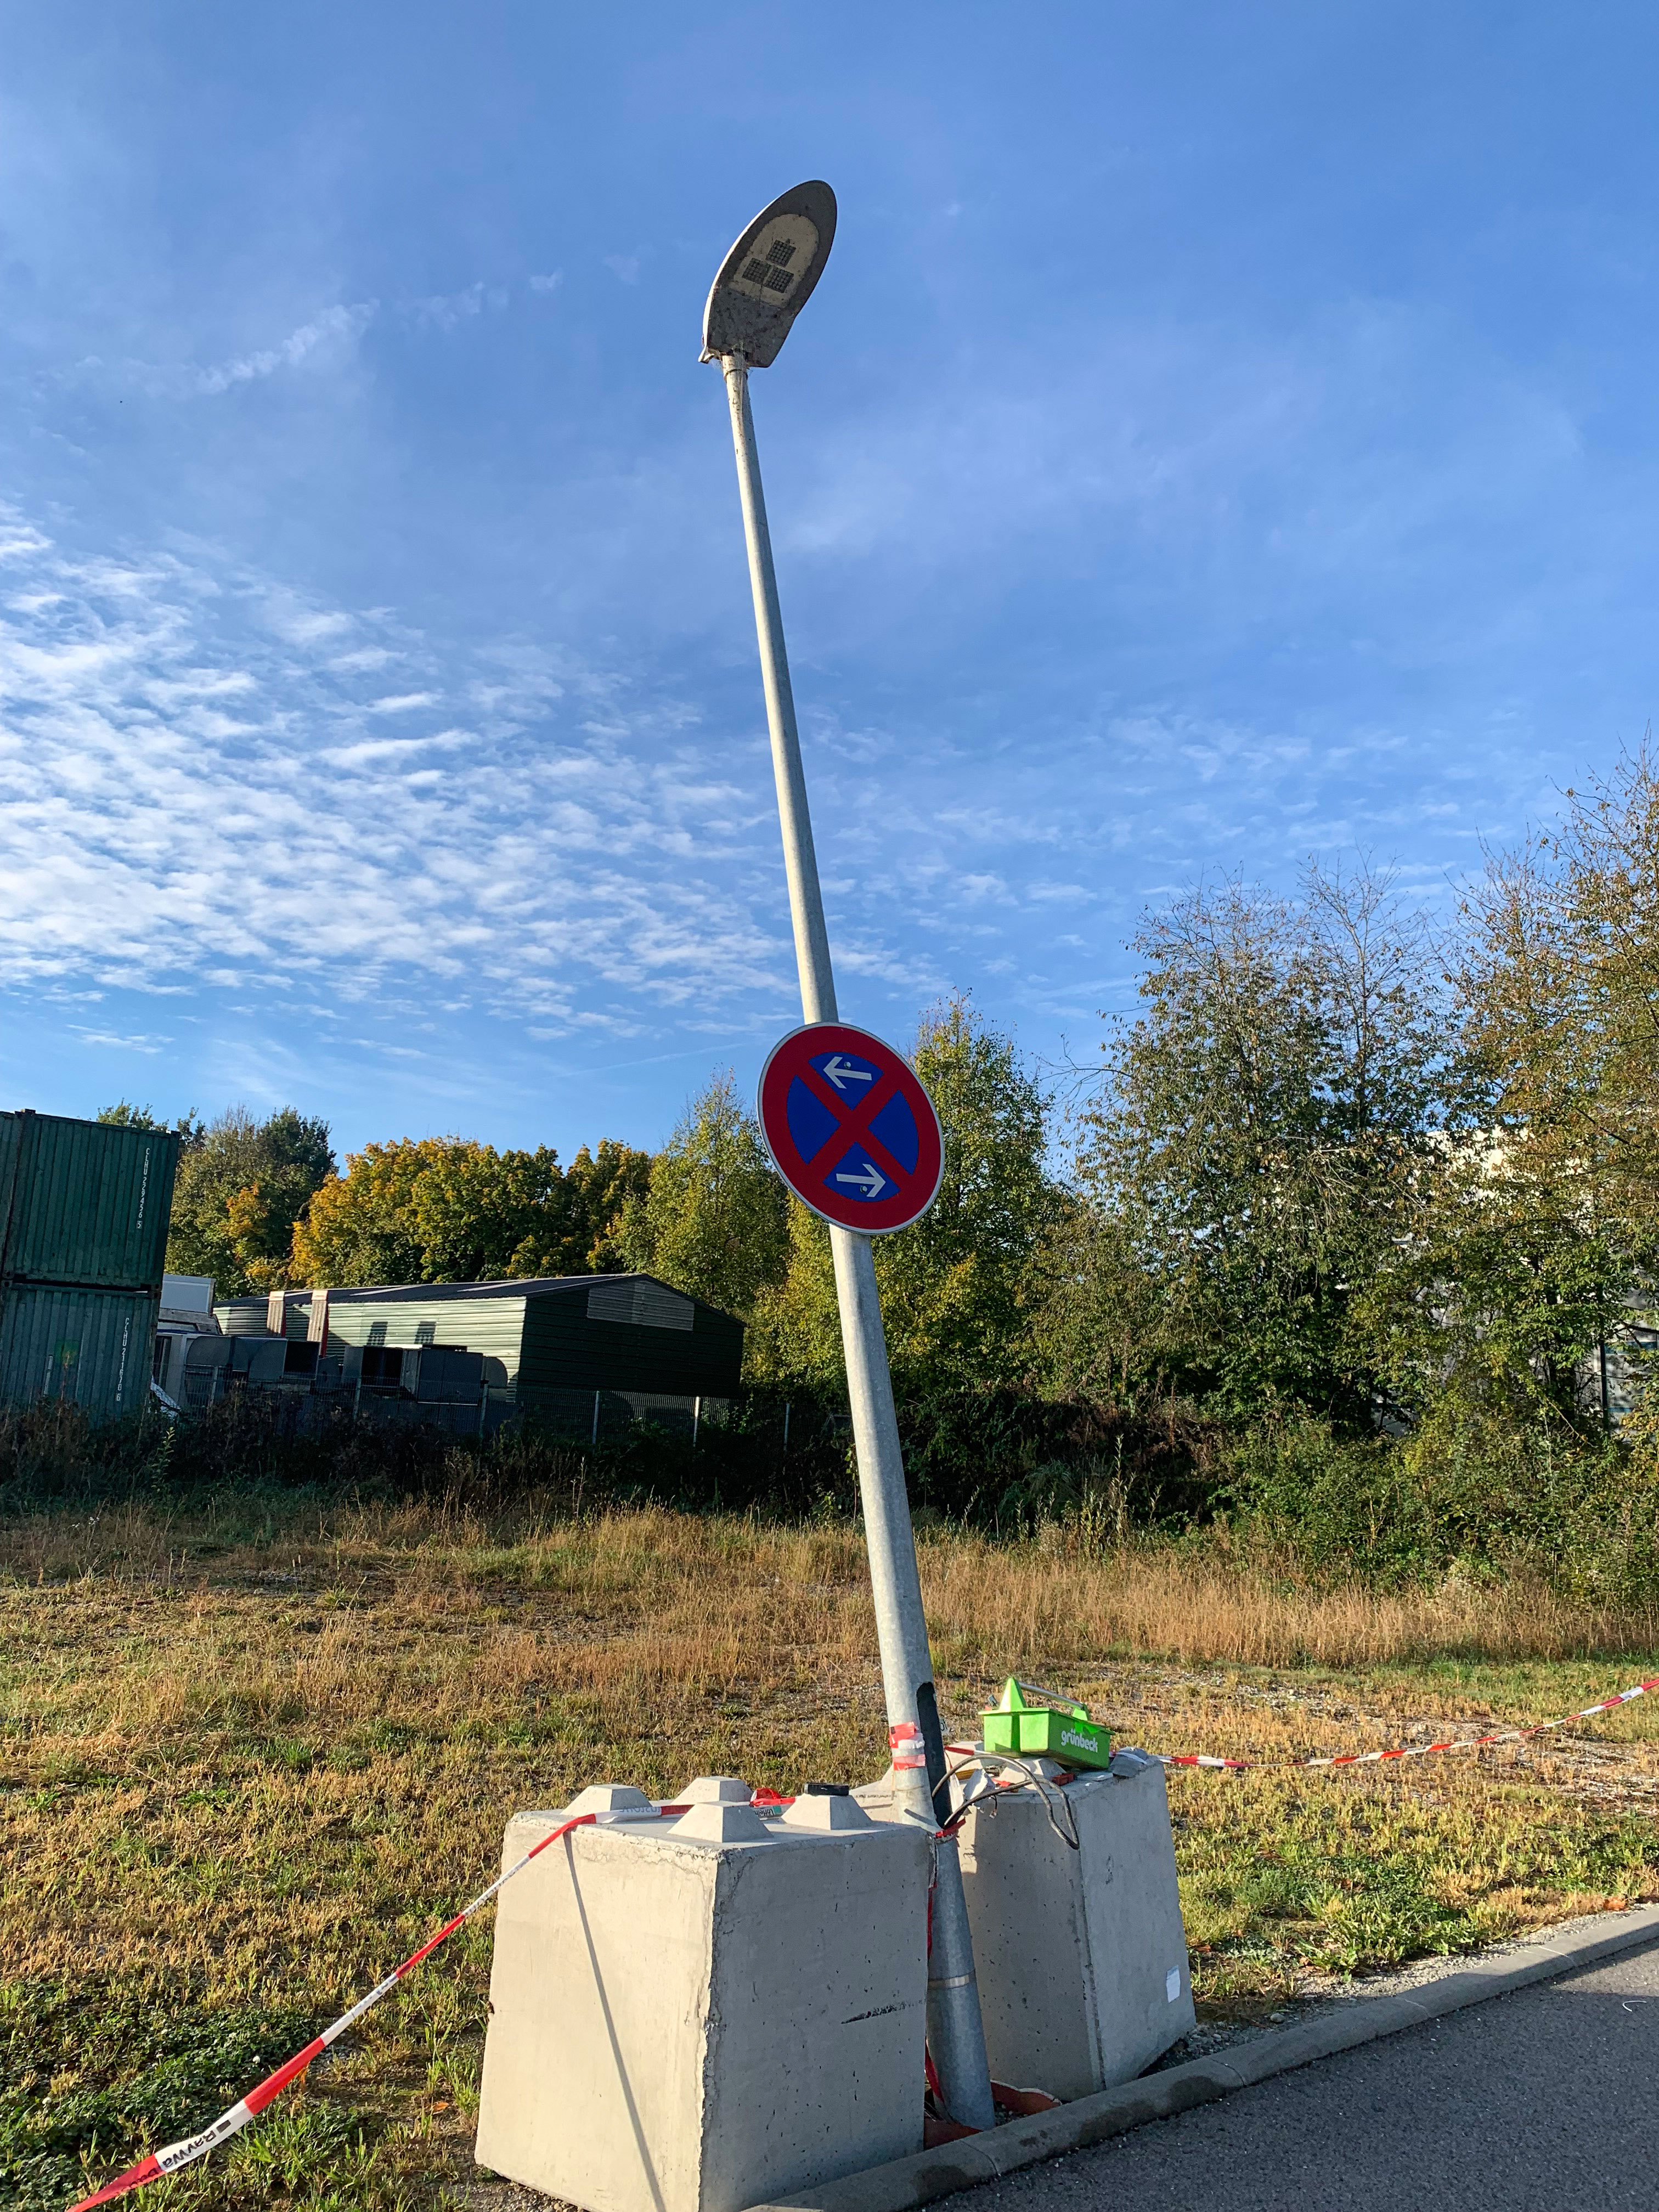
0;1111;179;1291
0;1284;159;1421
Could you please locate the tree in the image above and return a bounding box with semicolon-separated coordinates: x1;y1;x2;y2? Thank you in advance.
1032;1192;1179;1415
100;1102;205;1144
1362;758;1659;1438
397;1141;566;1282
291;1138;432;1286
1076;865;1446;1430
1469;746;1659;1243
565;1142;654;1272
879;995;1057;1389
291;1136;651;1288
617;1071;788;1320
166;1107;335;1296
744;1199;843;1386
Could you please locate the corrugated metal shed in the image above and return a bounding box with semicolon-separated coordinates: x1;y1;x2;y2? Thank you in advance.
0;1284;157;1421
0;1111;179;1290
214;1274;743;1402
322;1293;531;1384
218;1287;529;1382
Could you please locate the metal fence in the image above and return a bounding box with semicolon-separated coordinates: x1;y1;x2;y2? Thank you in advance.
172;1368;725;1446
524;1389;728;1446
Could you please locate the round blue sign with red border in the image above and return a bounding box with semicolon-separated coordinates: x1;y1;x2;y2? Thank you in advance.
757;1022;944;1234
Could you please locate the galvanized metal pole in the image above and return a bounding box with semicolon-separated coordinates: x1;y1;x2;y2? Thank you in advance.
721;352;995;2131
722;356;837;1026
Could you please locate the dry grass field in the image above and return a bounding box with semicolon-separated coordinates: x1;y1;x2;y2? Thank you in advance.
5;1493;1659;2209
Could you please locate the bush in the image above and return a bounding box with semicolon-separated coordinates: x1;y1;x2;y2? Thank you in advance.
18;1383;1655;1604
1224;1409;1659;1601
0;1396;585;1517
0;1383;1229;1534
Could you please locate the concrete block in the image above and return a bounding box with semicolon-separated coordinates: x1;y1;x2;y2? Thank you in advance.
954;1753;1195;2098
569;1784;654;1816
672;1801;772;1843
781;1795;875;1834
476;1799;933;2212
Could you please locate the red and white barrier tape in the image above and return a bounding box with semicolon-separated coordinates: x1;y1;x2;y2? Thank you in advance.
66;1802;690;2212
1158;1672;1659;1773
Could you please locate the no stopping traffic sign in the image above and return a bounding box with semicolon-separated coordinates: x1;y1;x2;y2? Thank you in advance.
757;1022;944;1234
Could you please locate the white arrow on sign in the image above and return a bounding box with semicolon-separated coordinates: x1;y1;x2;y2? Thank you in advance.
821;1055;874;1092
834;1162;888;1197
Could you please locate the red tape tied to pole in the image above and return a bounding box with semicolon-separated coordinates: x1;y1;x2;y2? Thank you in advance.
1158;1674;1659;1775
889;1720;928;1771
68;1807;675;2212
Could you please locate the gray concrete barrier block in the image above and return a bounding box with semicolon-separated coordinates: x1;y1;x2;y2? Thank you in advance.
478;1805;933;2212
954;1756;1194;2098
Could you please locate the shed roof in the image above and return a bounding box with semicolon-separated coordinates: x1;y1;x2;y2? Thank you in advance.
295;1276;593;1305
270;1273;718;1310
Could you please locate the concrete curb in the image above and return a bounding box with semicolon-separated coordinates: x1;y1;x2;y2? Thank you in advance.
757;1904;1659;2212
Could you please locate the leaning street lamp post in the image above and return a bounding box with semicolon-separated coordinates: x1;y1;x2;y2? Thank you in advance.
701;182;997;2134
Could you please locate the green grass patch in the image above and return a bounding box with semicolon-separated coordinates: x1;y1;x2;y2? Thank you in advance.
1178;1770;1659;2008
0;1980;383;2212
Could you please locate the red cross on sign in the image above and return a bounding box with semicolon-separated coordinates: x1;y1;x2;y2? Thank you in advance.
757;1022;945;1234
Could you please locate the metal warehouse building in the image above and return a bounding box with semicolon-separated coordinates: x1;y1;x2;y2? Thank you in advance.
0;1110;181;1421
215;1272;743;1431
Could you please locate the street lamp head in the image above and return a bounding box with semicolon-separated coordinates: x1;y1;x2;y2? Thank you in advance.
701;180;837;368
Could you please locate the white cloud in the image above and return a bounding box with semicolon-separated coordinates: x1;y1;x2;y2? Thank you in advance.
74;1028;170;1052
0;480;1528;1085
53;272;561;407
404;282;513;330
323;727;472;768
0;523;53;563
0;510;796;1030
365;691;438;715
75;305;381;403
191;302;379;394
265;602;356;646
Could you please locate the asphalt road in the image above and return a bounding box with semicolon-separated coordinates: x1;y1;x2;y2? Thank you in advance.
986;1943;1659;2212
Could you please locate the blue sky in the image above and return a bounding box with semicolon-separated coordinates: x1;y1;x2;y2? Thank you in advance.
2;4;1656;1163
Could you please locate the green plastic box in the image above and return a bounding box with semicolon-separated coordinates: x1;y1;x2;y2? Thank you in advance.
981;1678;1113;1770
